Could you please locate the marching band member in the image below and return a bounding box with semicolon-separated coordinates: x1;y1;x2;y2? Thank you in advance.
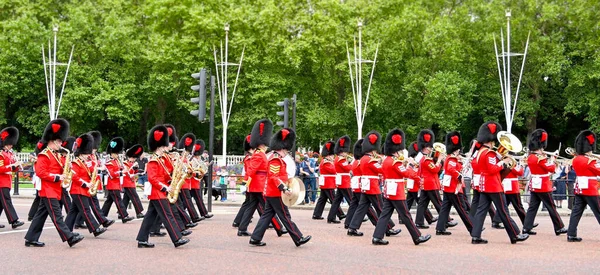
567;130;600;242
121;144;145;219
405;141;436;225
312;141;340;222
101;137;134;223
27;141;47;222
329;136;354;224
59;136;75;214
238;119;286;237
0;126;25;229
25;118;85;247
522;129;567;236
414;129;446;229
468;139;504;229
177;133;203;223
435;132;473;235
372;129;431;245
249;128;311;247
347;131;399;237
344;139;379;229
136;125;189;248
65;133;107;237
190;139;212;220
502;153;527;225
470;121;528;244
233;135;253;227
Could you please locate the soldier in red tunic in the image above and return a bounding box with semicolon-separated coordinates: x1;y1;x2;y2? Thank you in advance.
343;139;379;229
190;139;212;219
567;130;600;242
468;139;504;229
121;144;145;219
101;137;134;223
347;131;399;237
312;141;344;222
522;129;567;236
372;129;431;245
0;126;25;229
233;135;253;227
435;132;473;235
405;141;435;225
329;136;354;224
136;125;189;248
25;118;85;247
177;133;202;223
415;129;447;229
470;121;528;244
65;133;107;237
502;154;527;225
249;128;311;247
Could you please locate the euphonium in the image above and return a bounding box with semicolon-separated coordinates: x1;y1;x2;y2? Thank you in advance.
427;142;446;159
495;131;523;169
61;147;73;188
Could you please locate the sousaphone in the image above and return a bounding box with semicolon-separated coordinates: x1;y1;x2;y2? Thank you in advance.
282;177;306;207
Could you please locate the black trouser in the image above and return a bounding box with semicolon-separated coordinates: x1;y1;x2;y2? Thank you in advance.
234;193;251;225
175;196;193;224
60;188;72;214
567;195;600;237
77;194;108;226
137;199;183;243
0;187;19;223
406;191;434;224
180;189;200;221
28;190;41;220
151;201;186;233
436;192;473;233
251;197;303;245
469;189;501;224
345;192;378;228
239;192;284;234
190;188;209;216
505;193;526;224
329;188;352;222
373;199;421;241
65;194;100;233
312;188;344;219
415;190;442;225
471;192;520;241
459;191;471;212
567;181;575;209
122;187;144;215
25;197;74;242
101;190;130;219
523;191;564;232
349;193;394;230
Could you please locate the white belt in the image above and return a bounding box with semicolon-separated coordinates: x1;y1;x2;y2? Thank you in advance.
361;176;379;179
337;173;351;176
385;179;404;183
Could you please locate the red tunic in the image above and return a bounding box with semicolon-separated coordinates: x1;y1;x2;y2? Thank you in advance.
36;149;65;199
182;159;192;190
246;150;268;193
572;155;600;196
70;158;97;197
527;154;556;193
122;160;138;188
0;150;17;188
351;160;362;193
477;147;504;193
147;155;171;200
359;154;382;195
334;156;352;189
503;165;524;194
265;154;287;197
406;164;420;193
319;160;337;190
419;157;441;191
382;157;416;200
442;156;463;194
105;158;123;190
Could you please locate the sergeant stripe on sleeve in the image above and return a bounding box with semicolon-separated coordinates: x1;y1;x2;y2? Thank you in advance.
270;164;280;174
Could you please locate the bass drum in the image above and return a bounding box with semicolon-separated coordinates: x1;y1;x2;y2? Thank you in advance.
282;177;306;207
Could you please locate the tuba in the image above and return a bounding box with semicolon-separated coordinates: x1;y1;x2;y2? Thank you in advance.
61;147;73;188
495;131;523;169
281;177;306;207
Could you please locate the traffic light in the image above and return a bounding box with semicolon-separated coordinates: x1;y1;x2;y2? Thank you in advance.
190;68;207;121
276;98;289;128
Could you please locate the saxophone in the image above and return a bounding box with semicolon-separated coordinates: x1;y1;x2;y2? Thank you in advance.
89;161;100;196
61;147;73;188
167;152;188;204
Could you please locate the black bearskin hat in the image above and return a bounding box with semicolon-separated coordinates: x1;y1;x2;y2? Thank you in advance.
106;137;125;154
417;129;435;151
194;139;205;156
321;141;335;157
126;144;144;158
270;128;295;151
408;141;419;158
0;127;19;146
34;140;47;155
88;131;102;150
250;119;273;148
476;121;501;144
384;129;406;156
148;125;170;152
74;133;94;156
164;124;178;147
42;118;70;142
528;129;548;151
445;131;462;154
178;133;196;153
62;136;77;152
362;130;381;154
575;130;596;155
353;139;364;160
243;134;252;152
334;135;351;155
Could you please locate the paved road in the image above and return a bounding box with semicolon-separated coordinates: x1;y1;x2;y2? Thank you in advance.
1;197;599;274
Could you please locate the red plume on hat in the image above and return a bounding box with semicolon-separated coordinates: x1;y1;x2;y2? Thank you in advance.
193;139;206;156
74;133;94;156
384;128;405;156
575;130;596;155
42;118;70;142
177;133;196;153
270;128;295;151
445;131;462;154
361;130;381;154
0;127;19;146
334;135;351;155
476;121;502;144
250;119;273;148
126;144;144;158
148;125;169;152
321;140;335;157
243;134;252;152
417;129;435;151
